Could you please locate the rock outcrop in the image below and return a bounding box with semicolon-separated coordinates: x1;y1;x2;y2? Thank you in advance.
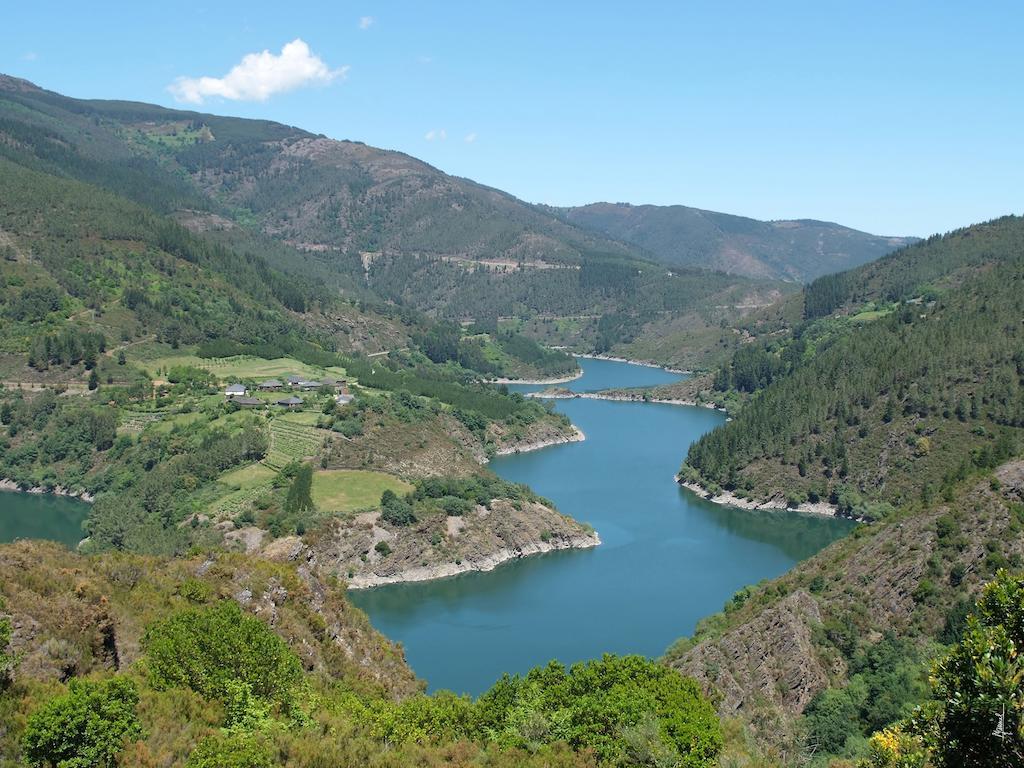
276;498;599;589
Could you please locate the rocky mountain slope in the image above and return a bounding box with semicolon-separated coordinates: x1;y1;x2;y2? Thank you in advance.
0;540;419;697
666;460;1024;756
556;202;917;282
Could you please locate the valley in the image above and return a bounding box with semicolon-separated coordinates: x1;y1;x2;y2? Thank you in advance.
0;44;1021;768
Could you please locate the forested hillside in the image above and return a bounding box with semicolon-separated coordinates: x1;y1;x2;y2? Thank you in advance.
681;216;1024;514
660;216;1024;765
0;74;796;363
556;202;916;282
0;73;595;572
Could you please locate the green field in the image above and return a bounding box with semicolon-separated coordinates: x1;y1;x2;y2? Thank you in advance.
263;419;328;471
276;410;322;426
131;344;346;382
210;463;277;518
312;469;412;514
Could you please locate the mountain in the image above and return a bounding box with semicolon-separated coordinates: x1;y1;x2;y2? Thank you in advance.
554;202;918;282
0;74;796;363
656;215;1024;762
681;215;1024;514
0;74;599;566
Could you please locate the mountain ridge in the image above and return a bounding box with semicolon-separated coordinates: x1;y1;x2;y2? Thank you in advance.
554;201;918;282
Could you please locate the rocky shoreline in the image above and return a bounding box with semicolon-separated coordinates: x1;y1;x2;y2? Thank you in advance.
490;425;586;458
574;353;689;374
344;530;601;589
251;497;602;590
0;478;94;503
677;478;852;519
487;368;584;385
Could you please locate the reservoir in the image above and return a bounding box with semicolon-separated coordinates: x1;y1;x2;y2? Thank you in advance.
351;357;854;695
0;489;89;548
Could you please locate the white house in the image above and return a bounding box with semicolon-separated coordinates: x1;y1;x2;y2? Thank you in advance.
225;383;247;398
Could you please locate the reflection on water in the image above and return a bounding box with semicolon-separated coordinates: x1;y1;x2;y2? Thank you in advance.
0;490;89;548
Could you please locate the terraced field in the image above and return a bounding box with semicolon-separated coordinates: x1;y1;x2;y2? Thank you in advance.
210;463;277;518
264;418;330;471
118;411;165;434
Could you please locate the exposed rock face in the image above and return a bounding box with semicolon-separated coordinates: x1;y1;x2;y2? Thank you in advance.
672;590;828;716
0;541;420;697
489;424;585;458
294;499;599;588
666;460;1024;743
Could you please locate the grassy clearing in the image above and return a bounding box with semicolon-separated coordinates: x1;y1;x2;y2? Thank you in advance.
312;469;412;514
210;463;277;518
148;411;205;434
130;344;345;381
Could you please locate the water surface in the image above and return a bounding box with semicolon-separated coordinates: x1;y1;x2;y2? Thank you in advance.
0;490;89;548
352;358;854;695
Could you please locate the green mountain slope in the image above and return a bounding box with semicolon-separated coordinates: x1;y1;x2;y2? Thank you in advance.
0;74;796;363
681;216;1024;514
658;217;1024;764
0;78;590;565
556;202;917;282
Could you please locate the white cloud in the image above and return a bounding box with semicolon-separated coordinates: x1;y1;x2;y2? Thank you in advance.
464;132;477;143
22;52;38;62
359;16;374;30
424;129;447;141
168;39;346;104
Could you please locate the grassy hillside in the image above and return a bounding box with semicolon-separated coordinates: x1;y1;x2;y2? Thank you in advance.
556;202;917;282
680;216;1024;514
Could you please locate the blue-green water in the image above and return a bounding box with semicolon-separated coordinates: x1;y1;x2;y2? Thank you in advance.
352;358;855;695
0;490;89;548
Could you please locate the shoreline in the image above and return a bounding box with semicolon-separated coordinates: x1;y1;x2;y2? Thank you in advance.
345;530;601;589
490;426;586;459
526;390;727;413
573;353;690;375
0;478;94;503
676;477;860;520
487;368;584;385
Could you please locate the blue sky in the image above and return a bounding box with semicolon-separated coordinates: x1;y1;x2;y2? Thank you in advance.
2;1;1021;236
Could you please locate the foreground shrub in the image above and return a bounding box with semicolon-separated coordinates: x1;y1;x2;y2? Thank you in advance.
21;676;141;768
142;600;304;726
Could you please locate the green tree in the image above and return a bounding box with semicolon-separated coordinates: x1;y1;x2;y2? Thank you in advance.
475;654;722;767
21;676;142;768
87;369;99;391
0;610;15;687
284;462;314;514
186;733;273;768
923;570;1024;767
380;488;416;526
141;600;303;726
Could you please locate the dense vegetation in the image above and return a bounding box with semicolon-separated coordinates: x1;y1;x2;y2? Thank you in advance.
0;544;723;767
683;216;1024;513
